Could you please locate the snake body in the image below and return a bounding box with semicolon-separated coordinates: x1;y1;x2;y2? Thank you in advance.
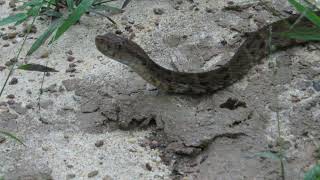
95;14;314;94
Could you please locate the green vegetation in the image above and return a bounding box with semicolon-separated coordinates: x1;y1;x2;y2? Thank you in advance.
0;130;25;146
0;0;128;99
0;0;123;55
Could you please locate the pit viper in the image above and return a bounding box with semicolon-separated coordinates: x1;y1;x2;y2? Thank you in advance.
95;14;316;94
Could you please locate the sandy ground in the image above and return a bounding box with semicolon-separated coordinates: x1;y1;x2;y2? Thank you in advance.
0;1;171;179
1;0;320;180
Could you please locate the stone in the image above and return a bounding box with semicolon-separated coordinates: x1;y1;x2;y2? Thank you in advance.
0;0;5;5
95;140;104;147
8;26;16;30
39;100;53;109
9;77;18;85
9;103;27;115
103;175;114;180
313;80;320;91
69;63;77;68
66;67;76;73
67;56;75;62
145;163;152;171
81;100;99;113
153;8;165;15
0;105;9;113
43;84;57;93
0;111;18;121
0;66;6;71
9;0;16;8
40;51;49;58
205;7;215;13
0;136;6;144
6;100;15;105
66;50;73;55
39;117;50;124
87;170;99;178
5;58;17;66
25;103;34;109
6;94;15;99
66;174;76;179
7;32;18;39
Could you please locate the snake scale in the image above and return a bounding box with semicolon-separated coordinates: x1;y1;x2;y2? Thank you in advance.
95;14;316;94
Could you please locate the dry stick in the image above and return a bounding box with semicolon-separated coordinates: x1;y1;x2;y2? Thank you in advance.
0;9;42;97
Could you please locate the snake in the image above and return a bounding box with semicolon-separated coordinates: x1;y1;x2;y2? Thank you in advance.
95;14;316;94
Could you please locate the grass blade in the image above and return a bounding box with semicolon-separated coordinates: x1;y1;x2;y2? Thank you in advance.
51;0;94;42
27;18;62;55
280;27;320;40
288;0;320;28
0;13;28;26
66;0;74;11
0;130;25;146
17;63;59;72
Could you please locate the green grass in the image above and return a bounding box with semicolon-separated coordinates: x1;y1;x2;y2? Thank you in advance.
0;0;128;97
0;130;25;146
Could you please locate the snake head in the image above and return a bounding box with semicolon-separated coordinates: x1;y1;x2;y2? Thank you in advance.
95;33;126;59
95;33;151;66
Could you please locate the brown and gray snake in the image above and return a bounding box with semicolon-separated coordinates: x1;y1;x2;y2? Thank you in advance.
95;14;316;94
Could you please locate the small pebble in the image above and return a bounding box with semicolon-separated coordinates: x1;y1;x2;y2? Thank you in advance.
5;58;17;66
26;103;33;109
145;163;152;171
95;140;104;147
103;175;114;180
0;136;6;144
115;30;122;35
7;100;15;105
69;63;77;68
88;170;99;178
66;67;76;73
313;80;320;91
9;77;18;85
6;94;15;99
26;89;32;94
2;35;8;40
9;0;16;8
67;56;75;62
8;26;16;30
40;51;49;58
66;50;73;55
153;8;165;15
66;174;76;179
7;32;17;39
0;0;5;5
39;117;50;124
0;105;9;113
0;66;6;71
3;43;10;47
205;7;214;13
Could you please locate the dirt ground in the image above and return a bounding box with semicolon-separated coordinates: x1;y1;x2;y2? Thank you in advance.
1;0;320;179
